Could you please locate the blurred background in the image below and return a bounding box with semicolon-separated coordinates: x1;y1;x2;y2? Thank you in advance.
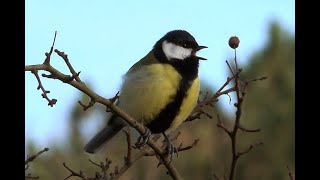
25;0;295;179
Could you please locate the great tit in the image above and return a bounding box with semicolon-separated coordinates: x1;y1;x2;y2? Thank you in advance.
84;30;207;154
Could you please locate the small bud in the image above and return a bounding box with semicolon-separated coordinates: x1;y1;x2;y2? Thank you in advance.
229;36;240;49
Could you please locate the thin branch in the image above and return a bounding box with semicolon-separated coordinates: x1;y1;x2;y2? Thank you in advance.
88;158;112;179
54;49;83;83
286;165;295;180
212;173;221;180
43;31;57;64
123;128;132;164
41;73;58;79
113;134;162;179
216;76;235;95
245;76;268;83
88;159;102;168
234;49;238;70
144;139;199;156
78;99;96;111
226;60;235;77
216;87;235;97
216;114;231;136
31;70;57;107
170;131;182;142
238;124;261;133
26;40;181;179
25;174;39;179
212;44;263;180
228;55;245;180
237;142;263;157
25;148;49;165
109;91;120;103
186;74;237;122
177;139;199;152
25;148;50;179
63;162;94;180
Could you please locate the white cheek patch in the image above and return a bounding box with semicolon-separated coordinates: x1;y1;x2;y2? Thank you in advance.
162;40;192;60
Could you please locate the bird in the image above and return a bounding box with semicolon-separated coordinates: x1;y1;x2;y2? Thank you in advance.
84;30;207;157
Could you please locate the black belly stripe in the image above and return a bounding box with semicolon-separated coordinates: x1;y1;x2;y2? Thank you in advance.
146;77;191;133
145;57;199;134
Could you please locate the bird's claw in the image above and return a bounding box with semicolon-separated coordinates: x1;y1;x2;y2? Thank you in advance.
163;133;179;164
134;128;151;149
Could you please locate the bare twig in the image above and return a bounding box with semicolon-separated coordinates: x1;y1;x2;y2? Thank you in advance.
90;158;112;179
31;70;57;107
123;128;132;164
226;60;235;77
25;148;50;179
237;142;263;157
106;91;120;112
177;139;199;152
109;91;120;103
44;31;57;64
63;162;92;180
216;114;231;136
113;134;162;179
286;165;295;180
245;76;268;83
144;139;199;156
25;148;49;165
205;39;264;180
78;99;96;111
54;49;83;83
234;49;238;70
212;173;221;180
223;47;262;180
228;56;245;180
25;32;181;180
186;74;237;122
25;174;39;179
88;159;102;168
170;131;182;142
238;124;261;133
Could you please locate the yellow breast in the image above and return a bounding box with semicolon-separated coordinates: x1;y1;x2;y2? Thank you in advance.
118;64;181;124
166;77;200;133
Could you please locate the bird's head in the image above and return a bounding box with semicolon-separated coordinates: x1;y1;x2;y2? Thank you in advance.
153;30;207;63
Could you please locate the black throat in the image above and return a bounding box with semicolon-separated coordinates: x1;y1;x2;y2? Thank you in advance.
145;48;199;134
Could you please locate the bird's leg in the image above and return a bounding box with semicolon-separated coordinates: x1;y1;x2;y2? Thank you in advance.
135;127;151;149
162;132;178;163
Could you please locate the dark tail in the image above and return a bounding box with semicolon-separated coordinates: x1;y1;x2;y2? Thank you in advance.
84;116;125;154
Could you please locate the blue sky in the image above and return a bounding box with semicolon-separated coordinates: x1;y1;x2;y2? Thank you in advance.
25;0;295;147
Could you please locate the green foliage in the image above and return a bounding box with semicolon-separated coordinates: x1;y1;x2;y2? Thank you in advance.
26;21;294;180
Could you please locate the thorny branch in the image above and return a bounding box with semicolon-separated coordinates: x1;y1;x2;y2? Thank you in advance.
25;32;182;180
123;128;132;164
287;165;295;180
31;70;57;107
213;37;266;180
25;148;50;165
64;159;117;180
25;148;50;179
63;162;92;180
63;131;199;180
26;33;268;180
185;75;237;122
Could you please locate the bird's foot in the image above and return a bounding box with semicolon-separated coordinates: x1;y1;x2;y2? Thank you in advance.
134;127;151;149
162;133;179;164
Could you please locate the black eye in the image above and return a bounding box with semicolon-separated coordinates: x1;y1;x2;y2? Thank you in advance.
182;43;188;48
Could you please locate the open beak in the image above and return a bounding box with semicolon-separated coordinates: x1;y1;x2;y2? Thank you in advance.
193;45;208;60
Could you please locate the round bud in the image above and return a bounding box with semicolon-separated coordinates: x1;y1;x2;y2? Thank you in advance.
229;36;240;49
